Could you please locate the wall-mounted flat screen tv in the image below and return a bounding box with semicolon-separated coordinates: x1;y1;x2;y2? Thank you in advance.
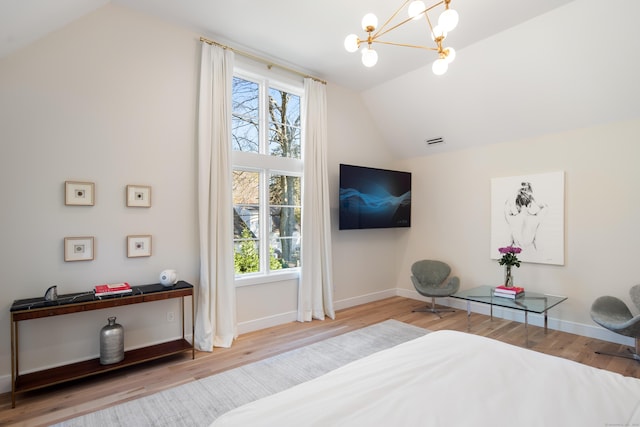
339;164;411;230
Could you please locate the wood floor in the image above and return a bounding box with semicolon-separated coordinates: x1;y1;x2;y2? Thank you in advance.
1;296;638;426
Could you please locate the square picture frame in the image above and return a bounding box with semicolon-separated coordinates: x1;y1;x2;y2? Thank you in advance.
127;235;152;258
65;181;95;206
126;185;152;207
64;236;95;261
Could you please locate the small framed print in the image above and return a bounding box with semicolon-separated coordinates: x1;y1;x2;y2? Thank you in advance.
127;235;152;258
126;185;151;207
64;237;95;261
65;181;95;206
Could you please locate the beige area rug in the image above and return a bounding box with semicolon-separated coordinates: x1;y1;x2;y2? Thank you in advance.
53;320;429;427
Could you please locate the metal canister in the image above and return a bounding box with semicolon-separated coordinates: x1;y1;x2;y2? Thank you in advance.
100;316;124;365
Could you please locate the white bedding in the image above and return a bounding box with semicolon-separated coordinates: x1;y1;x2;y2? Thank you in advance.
211;330;640;427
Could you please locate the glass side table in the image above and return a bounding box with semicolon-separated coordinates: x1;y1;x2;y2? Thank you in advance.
451;285;567;346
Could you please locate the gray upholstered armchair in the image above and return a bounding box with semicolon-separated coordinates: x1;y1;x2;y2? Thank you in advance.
410;260;460;318
590;284;640;362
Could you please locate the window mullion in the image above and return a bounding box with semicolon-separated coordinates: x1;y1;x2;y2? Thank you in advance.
259;78;269;155
259;80;268;274
260;169;270;273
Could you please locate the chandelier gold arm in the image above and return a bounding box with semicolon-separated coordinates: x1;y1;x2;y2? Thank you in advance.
370;40;439;51
373;0;444;40
373;0;413;39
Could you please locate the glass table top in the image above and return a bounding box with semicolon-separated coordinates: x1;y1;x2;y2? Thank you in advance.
451;285;567;314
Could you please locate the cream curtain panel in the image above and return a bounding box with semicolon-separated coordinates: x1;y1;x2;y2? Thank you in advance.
298;78;335;321
195;42;237;350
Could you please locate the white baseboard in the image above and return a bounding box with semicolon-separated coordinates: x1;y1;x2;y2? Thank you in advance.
0;375;8;395
333;289;398;311
237;311;298;335
236;289;397;335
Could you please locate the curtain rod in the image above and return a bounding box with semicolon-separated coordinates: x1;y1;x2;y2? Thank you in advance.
199;36;327;85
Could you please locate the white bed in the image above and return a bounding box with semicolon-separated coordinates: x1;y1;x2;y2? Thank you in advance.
211;330;640;427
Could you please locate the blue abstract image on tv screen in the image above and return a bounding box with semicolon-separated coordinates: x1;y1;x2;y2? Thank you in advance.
339;164;411;230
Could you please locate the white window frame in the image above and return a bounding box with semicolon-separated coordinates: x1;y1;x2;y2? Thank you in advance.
232;67;305;287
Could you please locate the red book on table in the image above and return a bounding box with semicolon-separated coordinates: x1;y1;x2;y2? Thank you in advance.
495;286;525;294
94;282;132;295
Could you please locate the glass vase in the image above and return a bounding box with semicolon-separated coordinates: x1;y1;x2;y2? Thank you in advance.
504;265;514;287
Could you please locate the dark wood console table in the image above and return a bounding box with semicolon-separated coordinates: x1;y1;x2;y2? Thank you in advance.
10;281;195;408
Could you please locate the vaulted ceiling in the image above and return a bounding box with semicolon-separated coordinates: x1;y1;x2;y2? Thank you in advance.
2;0;639;157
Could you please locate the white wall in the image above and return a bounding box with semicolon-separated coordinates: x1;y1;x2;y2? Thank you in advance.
0;3;401;392
326;83;403;306
394;119;640;342
0;4;201;390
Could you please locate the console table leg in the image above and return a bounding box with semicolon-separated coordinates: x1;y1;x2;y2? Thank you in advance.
191;294;195;359
11;316;16;408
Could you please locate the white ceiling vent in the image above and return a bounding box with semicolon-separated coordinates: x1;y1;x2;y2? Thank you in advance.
425;137;444;147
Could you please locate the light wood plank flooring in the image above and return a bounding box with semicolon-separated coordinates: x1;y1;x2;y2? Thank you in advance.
1;296;638;426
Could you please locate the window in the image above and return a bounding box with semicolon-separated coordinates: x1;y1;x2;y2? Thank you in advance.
232;73;303;279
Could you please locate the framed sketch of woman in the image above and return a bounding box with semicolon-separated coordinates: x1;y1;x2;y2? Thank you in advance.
491;172;564;265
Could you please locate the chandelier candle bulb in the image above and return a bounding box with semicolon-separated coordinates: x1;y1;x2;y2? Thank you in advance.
432;59;448;75
444;47;456;63
361;13;378;32
408;1;427;20
344;34;360;52
438;8;459;32
362;47;378;67
344;0;459;75
431;26;447;41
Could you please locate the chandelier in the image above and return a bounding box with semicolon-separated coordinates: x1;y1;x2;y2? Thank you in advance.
344;0;459;75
